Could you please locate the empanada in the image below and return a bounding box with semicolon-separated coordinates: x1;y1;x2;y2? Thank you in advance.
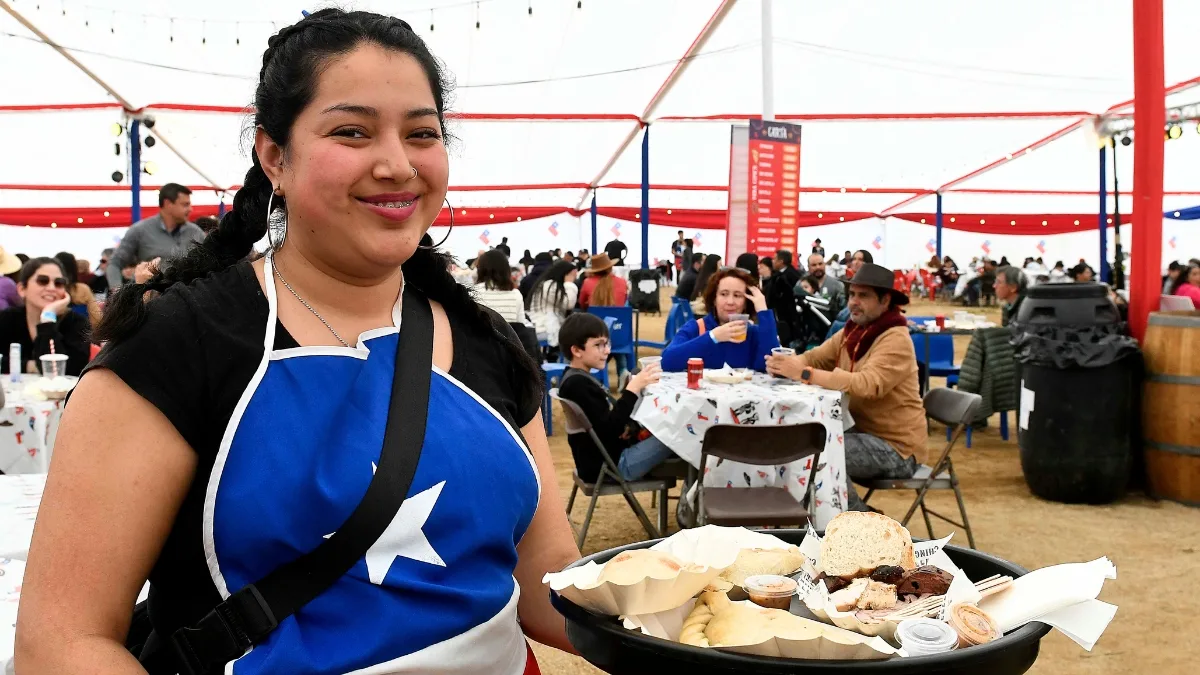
679;591;825;648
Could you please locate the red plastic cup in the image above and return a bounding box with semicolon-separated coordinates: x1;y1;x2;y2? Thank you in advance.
687;358;704;389
935;314;945;329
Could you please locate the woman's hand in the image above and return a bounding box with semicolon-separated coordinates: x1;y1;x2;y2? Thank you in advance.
625;363;661;395
44;294;71;319
746;285;768;313
766;354;808;380
709;320;747;343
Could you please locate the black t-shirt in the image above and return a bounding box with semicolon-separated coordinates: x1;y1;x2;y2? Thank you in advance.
86;261;540;643
557;368;639;482
0;307;91;376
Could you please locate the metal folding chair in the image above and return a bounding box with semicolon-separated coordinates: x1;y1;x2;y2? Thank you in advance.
858;388;982;548
696;423;824;528
551;389;674;549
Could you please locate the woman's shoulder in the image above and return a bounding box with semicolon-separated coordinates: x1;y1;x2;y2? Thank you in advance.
154;262;265;322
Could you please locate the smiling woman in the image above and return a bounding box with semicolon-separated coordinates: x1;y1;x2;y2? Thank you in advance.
14;9;578;675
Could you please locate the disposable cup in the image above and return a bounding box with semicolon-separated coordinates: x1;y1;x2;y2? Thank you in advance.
728;314;750;343
38;354;68;380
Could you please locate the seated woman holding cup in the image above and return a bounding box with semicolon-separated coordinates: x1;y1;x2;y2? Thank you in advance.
661;267;780;372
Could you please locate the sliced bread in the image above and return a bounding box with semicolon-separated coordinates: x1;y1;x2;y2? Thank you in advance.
819;512;916;578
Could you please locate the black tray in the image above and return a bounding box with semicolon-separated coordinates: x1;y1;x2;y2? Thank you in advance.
550;530;1052;674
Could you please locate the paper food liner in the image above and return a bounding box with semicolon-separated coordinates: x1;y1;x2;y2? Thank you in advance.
622;597;902;661
978;557;1117;651
544;526;790;616
704;363;752;384
799;526;980;642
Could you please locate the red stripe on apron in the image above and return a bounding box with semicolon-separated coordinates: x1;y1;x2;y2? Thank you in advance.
523;642;541;675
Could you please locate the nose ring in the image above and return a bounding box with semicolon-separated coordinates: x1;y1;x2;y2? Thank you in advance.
410;167;418;180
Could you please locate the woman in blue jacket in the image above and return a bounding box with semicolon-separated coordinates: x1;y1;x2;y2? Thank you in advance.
662;266;780;372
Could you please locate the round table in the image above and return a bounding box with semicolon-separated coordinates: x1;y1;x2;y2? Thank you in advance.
0;377;75;475
631;372;850;528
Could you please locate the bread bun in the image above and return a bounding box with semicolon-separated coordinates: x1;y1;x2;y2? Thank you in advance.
818;512;916;578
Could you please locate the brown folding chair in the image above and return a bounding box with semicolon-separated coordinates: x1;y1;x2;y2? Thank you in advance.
859;388;982;548
696;423;824;528
550;389;675;549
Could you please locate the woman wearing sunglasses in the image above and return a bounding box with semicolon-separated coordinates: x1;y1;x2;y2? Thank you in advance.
0;257;91;376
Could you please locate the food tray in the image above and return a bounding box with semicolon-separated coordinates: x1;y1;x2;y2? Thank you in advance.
550;530;1051;674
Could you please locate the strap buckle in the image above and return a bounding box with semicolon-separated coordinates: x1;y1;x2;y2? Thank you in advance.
170;585;278;675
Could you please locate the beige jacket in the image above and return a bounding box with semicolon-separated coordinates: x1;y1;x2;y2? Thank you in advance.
800;326;928;464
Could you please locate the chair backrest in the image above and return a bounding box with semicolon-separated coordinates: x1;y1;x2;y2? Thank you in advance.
699;423;826;467
923;387;982;427
893;269;907;291
663;300;687;341
589;306;634;353
549;388;593;434
928;334;955;363
672;296;696;322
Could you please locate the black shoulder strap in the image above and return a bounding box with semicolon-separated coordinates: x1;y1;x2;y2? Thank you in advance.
167;285;435;675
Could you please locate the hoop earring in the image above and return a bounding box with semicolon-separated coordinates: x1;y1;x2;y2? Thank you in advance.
266;188;287;250
418;196;454;249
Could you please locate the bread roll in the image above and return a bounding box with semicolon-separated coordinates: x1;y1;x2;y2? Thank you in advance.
717;546;806;587
818;512;916;578
597;549;687;585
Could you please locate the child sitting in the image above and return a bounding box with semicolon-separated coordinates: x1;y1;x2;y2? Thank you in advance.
556;313;675;483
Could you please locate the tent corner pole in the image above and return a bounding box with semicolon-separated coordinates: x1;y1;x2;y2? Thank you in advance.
1099;145;1109;283
590;191;598;254
1129;0;1165;342
935;192;944;259
130;119;141;223
640;125;650;269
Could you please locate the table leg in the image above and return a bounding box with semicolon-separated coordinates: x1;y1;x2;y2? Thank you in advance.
923;334;931;394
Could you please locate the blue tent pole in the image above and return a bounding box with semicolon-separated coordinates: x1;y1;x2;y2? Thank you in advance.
590;191;598;254
935;192;943;259
218;197;227;218
1099;145;1109;283
129;119;142;223
640;124;650;269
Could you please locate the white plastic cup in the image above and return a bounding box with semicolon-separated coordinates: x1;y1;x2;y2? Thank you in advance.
38;354;68;380
638;356;661;371
896;618;959;656
771;347;796;357
728;313;750;343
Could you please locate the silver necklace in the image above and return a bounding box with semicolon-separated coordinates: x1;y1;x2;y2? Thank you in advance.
270;257;351;347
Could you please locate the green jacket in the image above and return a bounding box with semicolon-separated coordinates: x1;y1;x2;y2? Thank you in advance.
956;326;1018;421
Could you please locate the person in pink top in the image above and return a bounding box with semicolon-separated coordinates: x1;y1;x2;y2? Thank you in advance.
1170;262;1200;305
578;252;628;309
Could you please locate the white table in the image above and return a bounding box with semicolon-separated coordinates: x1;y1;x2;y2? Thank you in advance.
631;372;850;528
0;377;71;475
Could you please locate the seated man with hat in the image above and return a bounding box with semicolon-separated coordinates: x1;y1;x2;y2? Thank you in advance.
766;263;927;511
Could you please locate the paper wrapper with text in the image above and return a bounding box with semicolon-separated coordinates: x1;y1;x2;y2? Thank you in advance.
544;526;792;616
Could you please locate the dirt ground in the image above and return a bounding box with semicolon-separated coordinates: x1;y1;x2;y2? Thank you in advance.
530;289;1192;675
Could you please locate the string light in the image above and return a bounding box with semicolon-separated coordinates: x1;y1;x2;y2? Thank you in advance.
476;1;481;29
528;1;533;15
430;9;434;31
169;18;174;42
201;21;206;45
103;211;110;217
51;222;57;228
77;217;84;224
1166;124;1183;140
1073;220;1080;225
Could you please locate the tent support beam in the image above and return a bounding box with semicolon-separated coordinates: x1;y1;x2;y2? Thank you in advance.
130;120;142;223
573;0;739;210
1098;146;1108;283
935;192;944;259
1129;0;1165;341
641;126;651;268
590;192;598;254
0;0;225;191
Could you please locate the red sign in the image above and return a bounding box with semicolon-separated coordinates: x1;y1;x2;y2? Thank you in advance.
746;120;801;257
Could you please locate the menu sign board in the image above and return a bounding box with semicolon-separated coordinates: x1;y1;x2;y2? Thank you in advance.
746;119;801;257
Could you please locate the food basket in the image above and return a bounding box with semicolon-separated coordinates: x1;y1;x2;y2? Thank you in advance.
550;530;1051;674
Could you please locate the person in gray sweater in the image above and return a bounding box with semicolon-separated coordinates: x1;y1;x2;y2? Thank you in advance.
107;183;205;291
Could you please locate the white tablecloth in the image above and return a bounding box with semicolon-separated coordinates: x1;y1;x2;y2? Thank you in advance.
0;475;43;561
631;373;850;528
0;379;66;475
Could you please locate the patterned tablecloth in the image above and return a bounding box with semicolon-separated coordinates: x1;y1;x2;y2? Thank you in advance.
0;378;68;475
631;372;851;528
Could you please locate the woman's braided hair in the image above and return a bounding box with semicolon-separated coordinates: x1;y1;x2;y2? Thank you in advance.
96;8;541;411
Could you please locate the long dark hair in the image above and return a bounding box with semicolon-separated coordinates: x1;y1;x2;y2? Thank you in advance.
1170;263;1199;294
691;254;722;301
529;260;577;312
475;250;514;290
95;9;539;405
54;251;79;286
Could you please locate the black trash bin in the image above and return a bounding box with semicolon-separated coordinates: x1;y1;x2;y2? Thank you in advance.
1011;282;1140;504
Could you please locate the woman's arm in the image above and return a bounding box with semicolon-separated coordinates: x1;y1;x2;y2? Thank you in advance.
660;320;718;371
514;411;580;654
750;310;781;372
561;284;579;313
15;370;197;674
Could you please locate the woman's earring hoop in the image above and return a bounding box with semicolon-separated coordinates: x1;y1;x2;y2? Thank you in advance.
418;197;454;249
266;188;287;250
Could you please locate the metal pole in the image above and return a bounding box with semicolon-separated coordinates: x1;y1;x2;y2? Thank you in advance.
130;119;142;223
1129;0;1165;341
640;125;650;269
1111;142;1125;290
218;198;227;219
761;0;775;121
590;192;598;254
1099;145;1109;283
935;192;944;259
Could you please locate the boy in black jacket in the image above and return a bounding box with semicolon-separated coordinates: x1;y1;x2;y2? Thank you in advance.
557;313;674;483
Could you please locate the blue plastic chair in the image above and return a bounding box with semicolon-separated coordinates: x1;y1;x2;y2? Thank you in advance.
540;361;608;437
637;299;689;350
589;306;636;378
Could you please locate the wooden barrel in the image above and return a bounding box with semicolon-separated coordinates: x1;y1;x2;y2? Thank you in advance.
1142;311;1200;506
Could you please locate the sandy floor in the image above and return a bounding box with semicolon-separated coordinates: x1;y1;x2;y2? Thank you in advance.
529;290;1190;675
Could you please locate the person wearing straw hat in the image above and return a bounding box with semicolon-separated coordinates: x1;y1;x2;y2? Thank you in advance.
766;263;927;512
0;246;23;310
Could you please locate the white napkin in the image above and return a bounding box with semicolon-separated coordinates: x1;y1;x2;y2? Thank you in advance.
978;557;1117;651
